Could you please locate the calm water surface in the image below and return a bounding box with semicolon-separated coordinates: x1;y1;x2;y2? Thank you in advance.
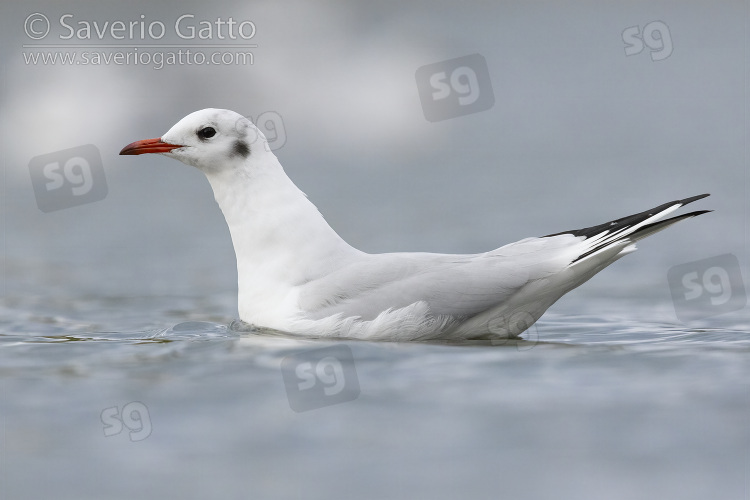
1;288;748;500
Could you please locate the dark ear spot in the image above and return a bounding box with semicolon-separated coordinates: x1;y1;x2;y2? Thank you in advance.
231;139;250;158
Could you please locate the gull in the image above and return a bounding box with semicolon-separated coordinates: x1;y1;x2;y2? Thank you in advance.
120;108;711;341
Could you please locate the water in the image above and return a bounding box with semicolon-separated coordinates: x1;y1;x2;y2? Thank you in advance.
1;289;747;500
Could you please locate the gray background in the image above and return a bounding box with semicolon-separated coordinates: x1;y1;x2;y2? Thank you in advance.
1;0;745;305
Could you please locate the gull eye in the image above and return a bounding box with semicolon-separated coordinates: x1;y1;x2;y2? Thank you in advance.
197;127;216;140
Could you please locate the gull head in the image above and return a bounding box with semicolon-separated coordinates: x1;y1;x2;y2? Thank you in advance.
119;108;272;173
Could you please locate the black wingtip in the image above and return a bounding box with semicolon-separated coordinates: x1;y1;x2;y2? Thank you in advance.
684;209;713;217
543;193;712;239
680;193;710;205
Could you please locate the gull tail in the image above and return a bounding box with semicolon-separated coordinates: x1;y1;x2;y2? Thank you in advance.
545;194;711;265
482;194;712;341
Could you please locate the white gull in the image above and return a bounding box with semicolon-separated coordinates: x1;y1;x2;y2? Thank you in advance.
120;108;711;341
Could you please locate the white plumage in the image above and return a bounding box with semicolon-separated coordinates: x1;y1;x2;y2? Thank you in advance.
121;108;710;341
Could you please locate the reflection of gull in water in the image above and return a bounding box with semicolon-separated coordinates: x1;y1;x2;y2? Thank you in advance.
120;108;711;342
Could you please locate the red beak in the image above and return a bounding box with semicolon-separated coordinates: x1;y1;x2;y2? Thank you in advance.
119;137;182;155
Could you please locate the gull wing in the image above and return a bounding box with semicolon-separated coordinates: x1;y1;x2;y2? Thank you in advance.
298;194;710;323
298;235;580;321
